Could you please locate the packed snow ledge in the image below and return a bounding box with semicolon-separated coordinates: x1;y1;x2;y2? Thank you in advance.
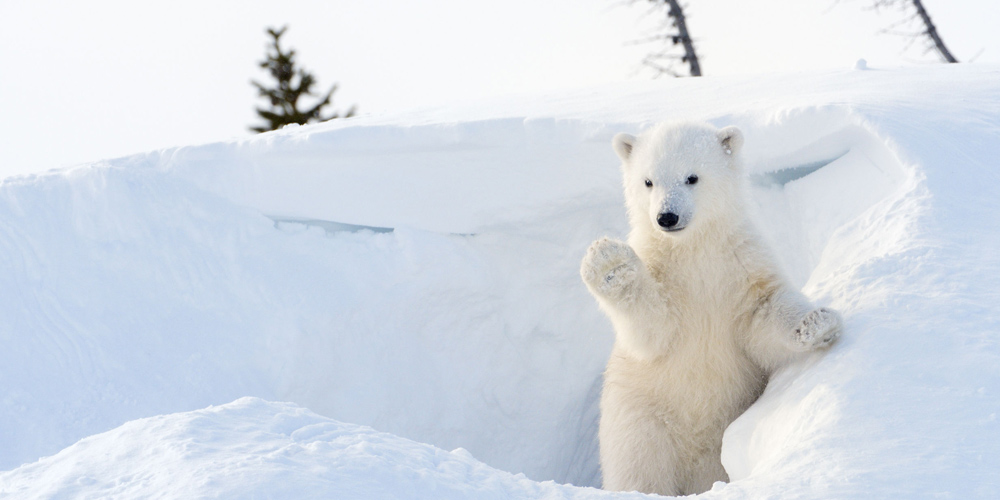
2;64;999;498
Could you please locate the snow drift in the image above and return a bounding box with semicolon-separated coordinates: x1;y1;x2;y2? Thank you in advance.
2;64;999;498
0;397;641;499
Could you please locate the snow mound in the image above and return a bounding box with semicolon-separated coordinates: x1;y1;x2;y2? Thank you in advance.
0;159;615;484
0;398;639;499
2;64;1000;498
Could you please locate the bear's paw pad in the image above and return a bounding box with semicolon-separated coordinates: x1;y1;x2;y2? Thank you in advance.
581;238;640;293
794;307;842;350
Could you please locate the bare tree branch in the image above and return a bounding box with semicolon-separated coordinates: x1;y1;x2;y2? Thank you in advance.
857;0;959;63
631;0;702;77
663;0;701;76
911;0;957;62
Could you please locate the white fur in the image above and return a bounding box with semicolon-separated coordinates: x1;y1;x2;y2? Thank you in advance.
582;122;841;495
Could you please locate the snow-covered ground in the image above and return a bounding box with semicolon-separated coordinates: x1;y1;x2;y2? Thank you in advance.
1;63;999;498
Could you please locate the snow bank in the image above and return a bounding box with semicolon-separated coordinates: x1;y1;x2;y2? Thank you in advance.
0;398;641;499
2;64;999;498
0;158;615;485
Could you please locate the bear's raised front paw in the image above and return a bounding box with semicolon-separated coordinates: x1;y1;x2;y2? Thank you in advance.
581;237;642;295
794;307;843;350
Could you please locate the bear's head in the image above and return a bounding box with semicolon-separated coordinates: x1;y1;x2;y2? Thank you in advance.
613;122;745;241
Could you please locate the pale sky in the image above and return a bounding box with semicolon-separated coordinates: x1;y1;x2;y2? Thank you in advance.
1;0;997;177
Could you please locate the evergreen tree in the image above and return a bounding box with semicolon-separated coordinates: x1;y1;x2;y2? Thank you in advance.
250;26;355;133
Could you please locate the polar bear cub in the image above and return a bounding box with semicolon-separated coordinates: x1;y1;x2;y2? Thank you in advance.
581;122;841;496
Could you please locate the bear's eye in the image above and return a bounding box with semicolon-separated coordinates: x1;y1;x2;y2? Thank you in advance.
686;175;699;185
644;179;653;188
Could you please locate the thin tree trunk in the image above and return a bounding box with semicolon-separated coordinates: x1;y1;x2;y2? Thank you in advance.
664;0;701;76
911;0;958;62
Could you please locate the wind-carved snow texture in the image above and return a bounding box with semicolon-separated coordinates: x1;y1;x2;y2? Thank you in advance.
2;65;1000;498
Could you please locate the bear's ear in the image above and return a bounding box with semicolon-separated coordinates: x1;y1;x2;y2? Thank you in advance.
612;133;636;162
717;126;744;156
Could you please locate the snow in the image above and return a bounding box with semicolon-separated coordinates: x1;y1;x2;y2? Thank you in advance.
2;63;1000;498
0;397;642;499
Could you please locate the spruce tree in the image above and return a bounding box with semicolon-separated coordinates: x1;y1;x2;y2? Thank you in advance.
250;26;355;133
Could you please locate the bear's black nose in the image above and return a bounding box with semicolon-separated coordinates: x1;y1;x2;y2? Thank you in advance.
657;212;680;229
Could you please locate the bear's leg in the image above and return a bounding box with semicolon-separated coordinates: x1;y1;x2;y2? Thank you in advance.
684;445;729;494
581;238;676;358
599;404;682;496
743;285;842;370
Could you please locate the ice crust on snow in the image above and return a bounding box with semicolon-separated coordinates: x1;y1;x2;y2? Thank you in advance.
2;64;1000;498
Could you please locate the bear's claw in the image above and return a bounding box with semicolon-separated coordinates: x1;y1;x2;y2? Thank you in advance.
794;307;842;350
